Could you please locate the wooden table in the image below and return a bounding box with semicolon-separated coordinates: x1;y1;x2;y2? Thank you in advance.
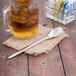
0;0;76;76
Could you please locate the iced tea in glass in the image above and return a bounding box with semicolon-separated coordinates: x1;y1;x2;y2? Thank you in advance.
2;0;39;38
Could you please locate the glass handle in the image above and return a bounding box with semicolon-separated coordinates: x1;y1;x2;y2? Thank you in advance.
2;6;10;32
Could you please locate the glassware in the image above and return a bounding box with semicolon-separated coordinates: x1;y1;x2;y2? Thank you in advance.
2;0;39;38
45;1;76;25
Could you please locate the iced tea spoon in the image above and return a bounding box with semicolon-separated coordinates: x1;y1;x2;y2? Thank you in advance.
8;27;63;59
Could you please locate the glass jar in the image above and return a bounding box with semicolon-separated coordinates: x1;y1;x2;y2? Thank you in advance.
2;0;39;38
45;0;76;25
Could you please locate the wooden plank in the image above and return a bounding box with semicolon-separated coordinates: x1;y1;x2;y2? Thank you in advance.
0;0;28;76
0;47;28;76
53;20;76;76
39;0;52;28
28;0;65;76
0;20;28;76
28;47;65;76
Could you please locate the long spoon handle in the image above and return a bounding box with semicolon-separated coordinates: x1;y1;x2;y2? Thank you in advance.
8;36;49;59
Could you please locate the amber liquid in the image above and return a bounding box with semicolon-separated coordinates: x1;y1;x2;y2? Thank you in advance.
8;5;39;38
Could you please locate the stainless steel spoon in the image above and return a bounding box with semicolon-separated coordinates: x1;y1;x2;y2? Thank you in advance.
8;27;63;59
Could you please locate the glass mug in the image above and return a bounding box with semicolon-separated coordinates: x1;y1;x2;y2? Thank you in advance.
2;0;39;38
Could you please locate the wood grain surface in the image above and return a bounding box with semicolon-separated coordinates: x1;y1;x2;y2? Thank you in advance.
0;0;76;76
53;21;76;76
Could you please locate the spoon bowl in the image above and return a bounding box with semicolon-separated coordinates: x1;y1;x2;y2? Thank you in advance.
48;27;63;38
